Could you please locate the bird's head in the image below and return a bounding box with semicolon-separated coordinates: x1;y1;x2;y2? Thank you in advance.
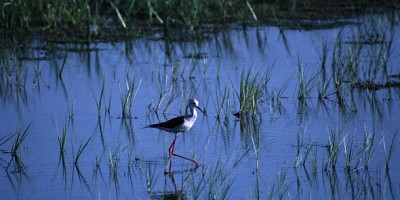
188;98;206;116
189;99;199;107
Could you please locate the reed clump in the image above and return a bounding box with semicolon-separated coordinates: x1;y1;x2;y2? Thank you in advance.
235;68;269;119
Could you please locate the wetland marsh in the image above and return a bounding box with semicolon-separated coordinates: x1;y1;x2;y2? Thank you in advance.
1;3;400;199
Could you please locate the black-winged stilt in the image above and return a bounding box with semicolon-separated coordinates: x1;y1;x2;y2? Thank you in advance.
147;99;206;174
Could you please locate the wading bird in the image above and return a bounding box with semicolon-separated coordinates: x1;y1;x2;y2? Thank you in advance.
147;98;206;174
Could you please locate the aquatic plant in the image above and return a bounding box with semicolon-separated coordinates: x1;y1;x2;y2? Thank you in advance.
1;7;400;200
311;145;318;174
145;162;160;194
119;77;142;118
327;18;398;95
296;58;316;101
6;123;32;173
325;127;343;170
58;53;68;79
163;91;179;114
187;149;247;199
106;93;112;116
204;160;235;199
3;0;389;42
0;133;14;147
67;102;75;121
330;35;347;105
319;41;328;78
109;145;127;190
277;168;289;200
10;123;31;157
342;134;354;170
236;68;269;118
294;124;315;168
269;76;290;120
54;118;68;166
214;84;232;122
317;74;334;99
153;74;178;114
73;136;92;165
383;130;398;171
0;50;29;106
362;126;378;169
93;80;105;117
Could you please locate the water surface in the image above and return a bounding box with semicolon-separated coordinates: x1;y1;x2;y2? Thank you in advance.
1;15;399;199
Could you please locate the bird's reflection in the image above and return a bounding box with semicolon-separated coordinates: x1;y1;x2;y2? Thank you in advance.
150;167;197;200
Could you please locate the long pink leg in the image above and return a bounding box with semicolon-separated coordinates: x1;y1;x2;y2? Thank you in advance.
168;135;178;174
168;134;199;174
172;153;199;168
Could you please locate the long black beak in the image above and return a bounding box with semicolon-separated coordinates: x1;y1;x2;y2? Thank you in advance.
196;106;207;116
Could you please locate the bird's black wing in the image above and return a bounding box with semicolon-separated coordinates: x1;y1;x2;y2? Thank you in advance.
148;116;185;129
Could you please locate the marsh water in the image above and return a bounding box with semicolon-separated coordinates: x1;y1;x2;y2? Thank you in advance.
1;14;400;199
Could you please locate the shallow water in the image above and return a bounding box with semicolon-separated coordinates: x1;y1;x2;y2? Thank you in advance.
1;15;400;199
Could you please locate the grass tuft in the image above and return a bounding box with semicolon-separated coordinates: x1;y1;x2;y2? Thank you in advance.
362;126;378;169
236;67;270;118
296;58;316;101
325;127;343;170
120;77;142;118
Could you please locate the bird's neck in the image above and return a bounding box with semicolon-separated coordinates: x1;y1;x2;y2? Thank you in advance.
189;107;197;119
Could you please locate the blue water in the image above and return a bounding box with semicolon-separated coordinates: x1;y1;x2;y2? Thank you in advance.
1;15;400;199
